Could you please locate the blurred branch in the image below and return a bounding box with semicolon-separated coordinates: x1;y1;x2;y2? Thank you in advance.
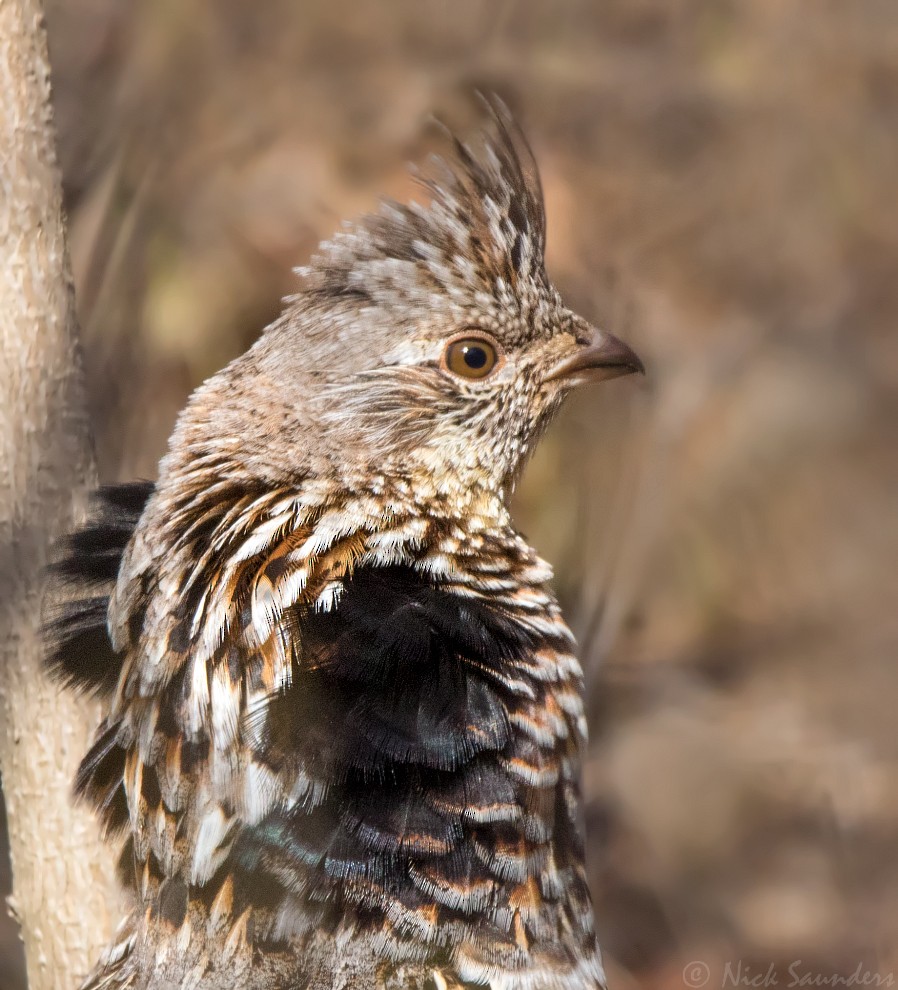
0;2;118;988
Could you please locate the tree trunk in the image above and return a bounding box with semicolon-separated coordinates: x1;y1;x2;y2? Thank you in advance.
0;2;119;989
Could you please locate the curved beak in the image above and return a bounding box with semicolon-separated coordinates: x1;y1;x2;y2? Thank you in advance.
545;329;645;386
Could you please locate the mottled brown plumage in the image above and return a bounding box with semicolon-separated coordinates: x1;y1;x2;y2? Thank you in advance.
47;101;642;990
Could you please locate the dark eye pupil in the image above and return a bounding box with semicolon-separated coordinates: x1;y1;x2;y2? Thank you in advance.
444;335;499;379
463;346;487;369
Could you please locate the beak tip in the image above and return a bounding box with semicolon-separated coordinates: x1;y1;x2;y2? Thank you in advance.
584;332;645;381
598;335;644;377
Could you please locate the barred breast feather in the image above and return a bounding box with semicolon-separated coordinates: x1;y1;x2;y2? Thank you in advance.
47;476;603;990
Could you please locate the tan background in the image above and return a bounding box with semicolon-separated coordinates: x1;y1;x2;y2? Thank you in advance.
2;1;896;987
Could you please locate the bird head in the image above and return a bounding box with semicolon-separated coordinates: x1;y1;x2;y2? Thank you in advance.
172;102;643;512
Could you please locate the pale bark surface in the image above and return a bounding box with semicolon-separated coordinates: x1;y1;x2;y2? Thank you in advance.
0;1;119;988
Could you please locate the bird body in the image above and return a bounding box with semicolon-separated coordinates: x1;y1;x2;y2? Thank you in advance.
47;104;642;990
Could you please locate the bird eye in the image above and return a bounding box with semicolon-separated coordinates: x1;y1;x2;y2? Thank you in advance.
443;333;501;380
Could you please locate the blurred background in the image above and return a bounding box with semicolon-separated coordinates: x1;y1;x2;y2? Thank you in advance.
2;1;897;987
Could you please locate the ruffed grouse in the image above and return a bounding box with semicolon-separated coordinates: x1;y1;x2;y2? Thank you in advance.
47;104;643;990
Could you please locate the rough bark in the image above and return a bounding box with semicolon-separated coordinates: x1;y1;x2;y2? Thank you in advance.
0;2;119;989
